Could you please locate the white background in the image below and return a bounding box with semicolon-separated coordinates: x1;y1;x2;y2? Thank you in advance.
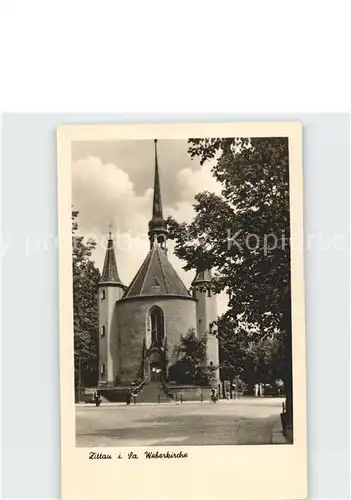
0;1;350;499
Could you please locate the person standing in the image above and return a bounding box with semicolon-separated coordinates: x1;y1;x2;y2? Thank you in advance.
94;390;101;407
126;390;131;405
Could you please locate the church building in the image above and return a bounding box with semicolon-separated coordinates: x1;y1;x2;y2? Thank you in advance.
98;140;219;392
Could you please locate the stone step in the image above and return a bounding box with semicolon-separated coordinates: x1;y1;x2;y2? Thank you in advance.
136;382;171;403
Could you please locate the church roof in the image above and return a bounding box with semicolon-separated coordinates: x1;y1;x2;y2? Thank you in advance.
192;268;213;285
123;243;191;299
99;234;124;286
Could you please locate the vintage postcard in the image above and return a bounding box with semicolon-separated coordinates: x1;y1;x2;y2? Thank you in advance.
57;122;307;500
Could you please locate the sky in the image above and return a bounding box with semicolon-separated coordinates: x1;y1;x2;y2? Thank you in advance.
72;138;228;315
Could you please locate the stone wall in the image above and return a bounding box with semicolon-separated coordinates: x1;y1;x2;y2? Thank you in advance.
167;386;213;402
98;387;130;403
115;295;197;383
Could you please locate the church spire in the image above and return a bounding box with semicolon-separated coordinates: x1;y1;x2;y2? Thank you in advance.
152;139;163;220
148;139;168;249
99;230;124;286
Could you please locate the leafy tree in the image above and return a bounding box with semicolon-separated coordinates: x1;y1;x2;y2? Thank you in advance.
169;329;216;386
72;210;100;396
167;137;293;424
217;316;281;395
217;317;247;385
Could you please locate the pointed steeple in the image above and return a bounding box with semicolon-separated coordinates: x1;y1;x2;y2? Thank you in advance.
152;139;163;220
148;140;168;249
99;231;124;287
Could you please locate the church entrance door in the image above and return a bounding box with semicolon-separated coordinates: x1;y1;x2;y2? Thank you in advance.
150;362;162;382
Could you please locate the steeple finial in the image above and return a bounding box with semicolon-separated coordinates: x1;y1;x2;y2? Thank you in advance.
148;139;168;249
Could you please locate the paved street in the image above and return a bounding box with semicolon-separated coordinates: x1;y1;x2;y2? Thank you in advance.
76;397;286;447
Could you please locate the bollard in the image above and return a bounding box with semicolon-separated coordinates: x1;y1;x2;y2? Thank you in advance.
158;394;160;404
180;394;183;404
133;395;136;405
201;393;203;403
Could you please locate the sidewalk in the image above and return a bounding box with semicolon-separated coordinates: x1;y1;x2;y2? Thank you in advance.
270;416;288;444
76;399;214;407
76;396;286;408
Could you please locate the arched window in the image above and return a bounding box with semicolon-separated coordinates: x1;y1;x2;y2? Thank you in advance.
149;306;165;346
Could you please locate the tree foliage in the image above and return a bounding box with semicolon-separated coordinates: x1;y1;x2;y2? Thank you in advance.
218;316;283;387
72;210;100;390
169;329;216;386
167;137;293;417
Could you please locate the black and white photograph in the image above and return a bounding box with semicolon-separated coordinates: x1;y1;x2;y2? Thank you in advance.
71;133;296;448
57;122;306;500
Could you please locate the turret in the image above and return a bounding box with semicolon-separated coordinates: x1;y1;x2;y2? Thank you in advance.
98;231;125;385
192;268;220;383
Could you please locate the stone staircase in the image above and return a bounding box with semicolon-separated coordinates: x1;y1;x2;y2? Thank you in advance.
136;381;171;403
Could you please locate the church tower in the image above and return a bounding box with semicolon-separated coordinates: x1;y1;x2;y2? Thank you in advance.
192;269;220;383
148;139;168;251
98;232;125;385
115;139;197;386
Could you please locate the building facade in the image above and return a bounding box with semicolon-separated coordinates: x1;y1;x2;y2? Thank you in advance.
98;140;219;388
